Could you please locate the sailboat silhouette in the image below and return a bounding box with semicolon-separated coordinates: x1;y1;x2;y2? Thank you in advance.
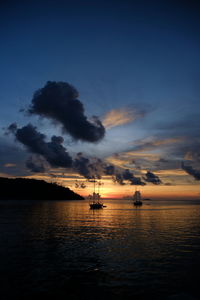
89;180;104;209
133;187;143;206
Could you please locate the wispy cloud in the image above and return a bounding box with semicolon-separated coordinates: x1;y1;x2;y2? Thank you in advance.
129;137;185;152
4;163;16;168
155;169;187;176
102;107;144;129
106;151;161;170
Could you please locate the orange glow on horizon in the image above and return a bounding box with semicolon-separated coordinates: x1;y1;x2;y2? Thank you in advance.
73;182;200;200
18;173;200;200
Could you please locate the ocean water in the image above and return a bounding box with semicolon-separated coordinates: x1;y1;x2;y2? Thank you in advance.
0;199;200;300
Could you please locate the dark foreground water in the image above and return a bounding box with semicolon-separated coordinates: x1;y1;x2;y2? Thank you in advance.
0;199;200;300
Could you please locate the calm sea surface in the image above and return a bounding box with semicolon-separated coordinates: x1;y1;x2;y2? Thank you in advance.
0;199;200;300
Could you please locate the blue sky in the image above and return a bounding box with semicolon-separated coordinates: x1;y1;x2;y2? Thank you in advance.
1;0;200;196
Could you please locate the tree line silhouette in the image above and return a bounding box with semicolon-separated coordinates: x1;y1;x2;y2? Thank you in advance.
0;177;84;200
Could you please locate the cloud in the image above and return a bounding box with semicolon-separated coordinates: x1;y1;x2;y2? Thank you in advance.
106;136;184;168
104;164;115;175
155;169;186;176
150;114;200;169
6;123;18;134
73;153;115;179
182;162;200;180
113;173;125;185
106;151;160;172
4;163;16;168
113;168;145;186
143;171;162;185
27;81;105;143
7;124;115;178
156;114;200;135
105;136;189;175
8;123;73;169
130;137;185;153
102;107;145;129
0;136;28;176
122;169;146;185
26;155;49;173
73;153;92;179
73;155;145;186
183;141;200;164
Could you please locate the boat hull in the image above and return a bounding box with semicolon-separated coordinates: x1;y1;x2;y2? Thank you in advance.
133;201;143;206
90;203;104;209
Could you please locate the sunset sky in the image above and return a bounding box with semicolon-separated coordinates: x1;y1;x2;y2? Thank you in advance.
1;0;200;199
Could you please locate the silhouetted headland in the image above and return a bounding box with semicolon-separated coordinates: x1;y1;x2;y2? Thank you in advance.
0;177;84;200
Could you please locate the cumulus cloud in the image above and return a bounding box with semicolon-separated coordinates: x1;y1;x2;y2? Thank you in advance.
7;123;115;178
113;173;125;185
102;107;145;129
73;153;115;179
143;171;162;185
73;153;92;179
8;123;73;169
27;81;105;143
113;168;145;186
104;164;115;175
122;169;146;185
26;155;49;173
182;162;200;180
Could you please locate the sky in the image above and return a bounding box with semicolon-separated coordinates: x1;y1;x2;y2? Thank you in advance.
1;0;200;199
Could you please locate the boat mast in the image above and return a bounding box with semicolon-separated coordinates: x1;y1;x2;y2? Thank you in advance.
94;177;95;193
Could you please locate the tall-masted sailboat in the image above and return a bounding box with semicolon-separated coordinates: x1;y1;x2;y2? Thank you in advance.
133;189;143;206
88;180;104;209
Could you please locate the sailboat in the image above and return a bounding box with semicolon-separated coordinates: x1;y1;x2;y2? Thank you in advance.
89;180;104;209
133;189;143;206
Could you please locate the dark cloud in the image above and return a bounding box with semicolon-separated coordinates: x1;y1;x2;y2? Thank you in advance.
112;173;125;185
73;153;115;179
6;123;18;134
8;123;73;169
113;169;145;186
143;171;162;185
73;153;92;179
28;81;105;143
73;157;145;186
122;169;146;185
26;155;48;173
6;122;113;178
104;164;115;175
182;162;200;180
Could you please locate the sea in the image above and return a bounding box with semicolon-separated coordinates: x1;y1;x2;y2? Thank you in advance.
0;199;200;300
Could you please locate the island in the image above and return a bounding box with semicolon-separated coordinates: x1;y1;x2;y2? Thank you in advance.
0;177;84;200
